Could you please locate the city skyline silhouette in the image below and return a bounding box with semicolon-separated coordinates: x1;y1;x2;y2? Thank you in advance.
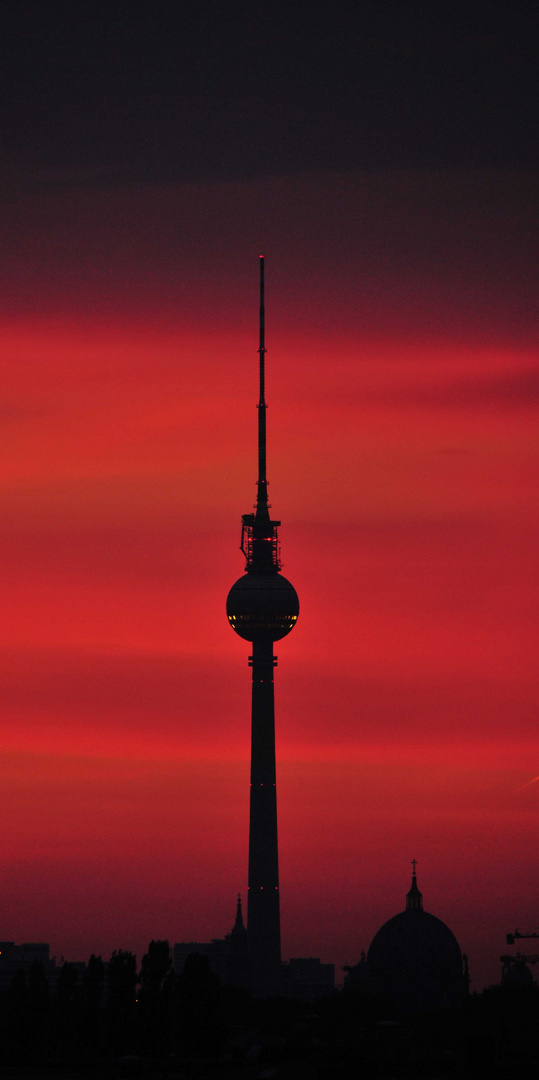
0;3;537;995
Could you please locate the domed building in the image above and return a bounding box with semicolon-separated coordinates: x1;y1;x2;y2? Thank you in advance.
501;955;535;988
346;867;468;1013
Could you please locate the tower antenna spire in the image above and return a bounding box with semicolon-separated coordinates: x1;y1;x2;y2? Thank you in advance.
257;255;268;516
239;257;283;572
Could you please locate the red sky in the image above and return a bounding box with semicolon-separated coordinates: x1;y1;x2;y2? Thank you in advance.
0;168;537;989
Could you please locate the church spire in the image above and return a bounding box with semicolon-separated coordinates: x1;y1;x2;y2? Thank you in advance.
406;859;423;911
232;893;246;935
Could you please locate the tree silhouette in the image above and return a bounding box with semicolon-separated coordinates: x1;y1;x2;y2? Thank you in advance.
79;953;105;1053
104;950;138;1055
174;953;221;1059
53;961;79;1056
3;969;28;1062
138;939;172;1058
27;960;50;1055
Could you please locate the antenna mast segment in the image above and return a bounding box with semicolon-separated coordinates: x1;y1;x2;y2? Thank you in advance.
240;257;282;572
258;255;267;508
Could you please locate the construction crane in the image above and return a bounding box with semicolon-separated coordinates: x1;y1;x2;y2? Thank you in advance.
506;929;539;945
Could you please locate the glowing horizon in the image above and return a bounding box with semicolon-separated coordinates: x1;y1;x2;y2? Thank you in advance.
1;169;537;990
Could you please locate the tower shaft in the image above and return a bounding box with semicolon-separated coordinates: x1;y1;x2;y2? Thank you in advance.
248;638;280;994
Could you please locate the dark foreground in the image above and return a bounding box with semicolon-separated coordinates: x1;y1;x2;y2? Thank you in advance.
1;952;538;1079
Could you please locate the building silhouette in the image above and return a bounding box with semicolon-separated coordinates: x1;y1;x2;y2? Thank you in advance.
0;942;57;991
226;257;299;996
173;897;334;999
345;866;468;1012
173;896;249;989
281;957;335;1000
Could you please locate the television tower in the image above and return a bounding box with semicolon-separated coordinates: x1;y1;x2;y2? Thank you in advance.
227;257;299;996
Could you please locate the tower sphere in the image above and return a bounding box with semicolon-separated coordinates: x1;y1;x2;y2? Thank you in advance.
227;573;299;642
